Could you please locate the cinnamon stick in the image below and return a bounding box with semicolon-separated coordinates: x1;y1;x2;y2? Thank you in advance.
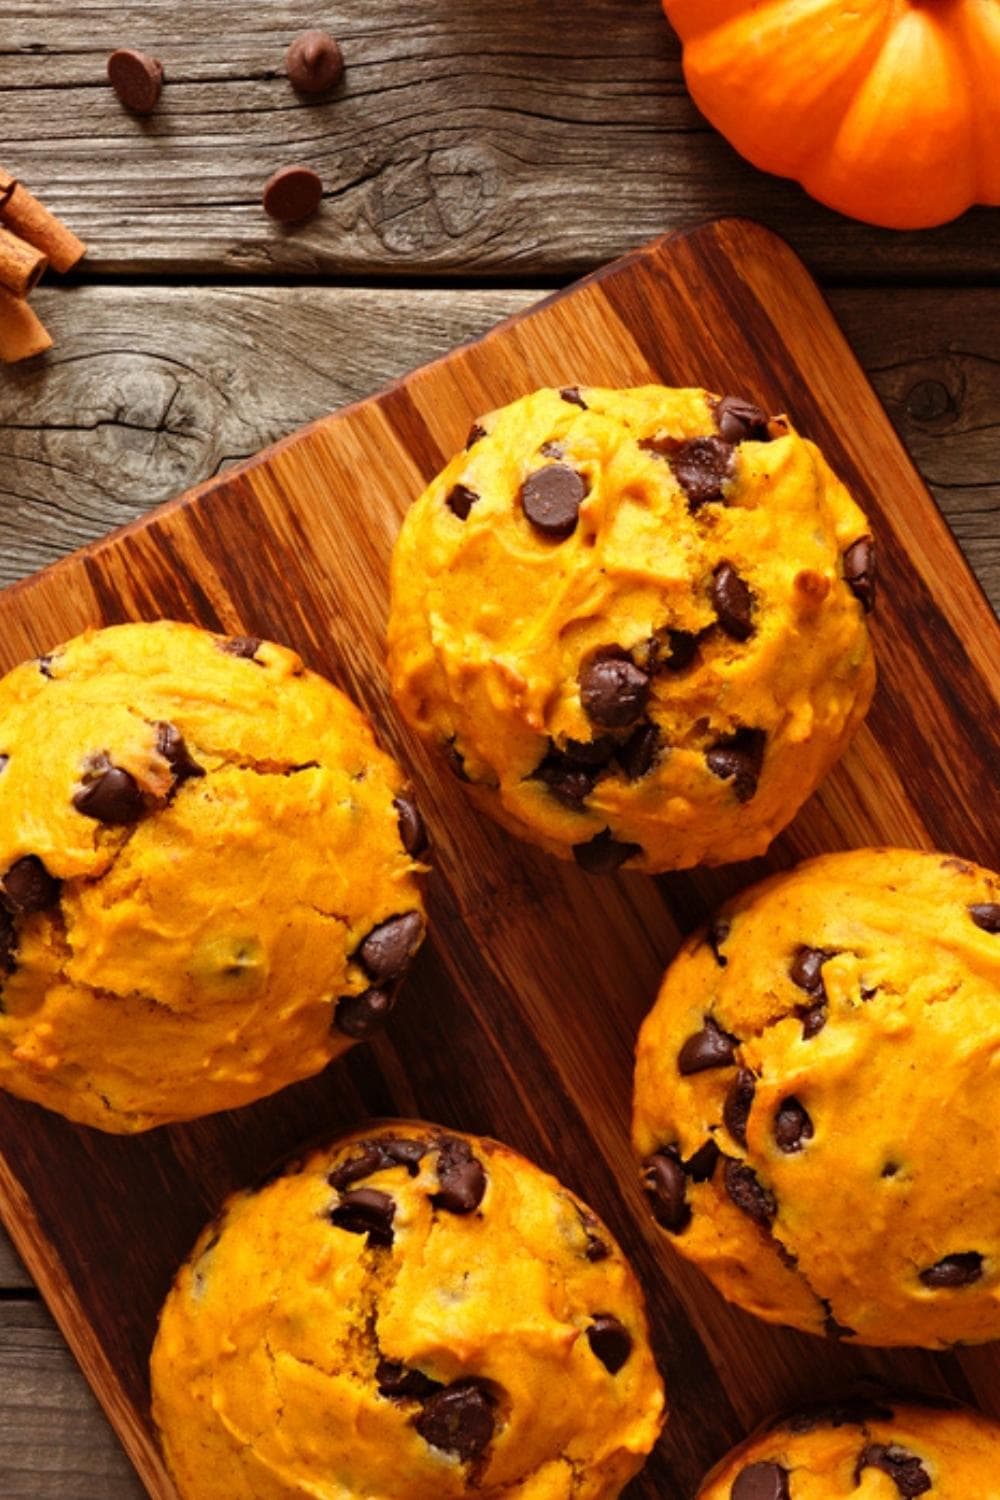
0;286;53;363
0;175;86;274
0;225;47;298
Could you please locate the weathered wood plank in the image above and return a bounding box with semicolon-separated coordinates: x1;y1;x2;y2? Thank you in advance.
0;0;995;280
1;285;997;607
0;1302;145;1499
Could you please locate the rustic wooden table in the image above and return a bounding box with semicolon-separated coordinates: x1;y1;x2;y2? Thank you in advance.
0;3;997;1496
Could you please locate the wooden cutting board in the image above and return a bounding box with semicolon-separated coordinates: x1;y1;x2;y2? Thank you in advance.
0;219;998;1500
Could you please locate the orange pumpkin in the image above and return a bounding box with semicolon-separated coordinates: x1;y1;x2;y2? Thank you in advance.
661;0;1000;229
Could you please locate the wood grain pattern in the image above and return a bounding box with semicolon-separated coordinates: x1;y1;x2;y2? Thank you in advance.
0;220;998;1500
1;0;996;281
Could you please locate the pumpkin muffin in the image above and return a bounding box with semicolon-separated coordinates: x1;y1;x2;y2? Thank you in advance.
696;1398;1000;1499
0;621;427;1132
151;1123;666;1500
633;848;1000;1348
387;386;875;875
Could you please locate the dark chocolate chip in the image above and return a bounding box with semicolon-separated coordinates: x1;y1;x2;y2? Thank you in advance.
286;29;344;93
1;855;60;914
572;828;642;874
394;795;428;858
670;436;734;509
431;1136;486;1215
579;652;650;729
790;946;829;996
732;1462;790;1500
705;728;766;803
774;1097;814;1153
617;721;660;781
855;1444;931;1497
677;1016;737;1075
328;1144;390;1192
329;1188;395;1247
843;536;877;613
263;166;324;225
724;1158;776;1228
73;759;146;825
0;907;15;974
532;746;600;809
715;396;771;445
560;386;587;409
563;736;617;767
577;1208;610;1262
656;629;700;674
520;464;588;539
707;917;731;967
641;1151;690;1233
882;1161;900;1178
919;1251;984;1288
156;722;204;785
970;902;1000;934
381;1137;427;1174
335;987;395;1039
37;655;55;679
357;911;424;983
586;1315;632;1374
711;562;755;641
723;1069;756;1148
107;48;164;114
376;1359;442;1400
222;636;262;660
446;484;479;520
415;1380;496;1462
466;422;487;449
443;740;470;782
685;1138;721;1182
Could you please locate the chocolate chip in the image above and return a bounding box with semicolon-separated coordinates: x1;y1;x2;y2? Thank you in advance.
705;728;765;803
263;166;323;224
970;902;1000;934
572;828;642;874
394;795;428;858
577;1208;610;1262
711;562;754;641
156;722;204;785
37;655;55;679
415;1380;496;1462
446;484;479;520
532;746;600;809
677;1016;737;1075
707;917;731;967
724;1159;776;1228
562;736;617;767
855;1444;931;1497
286;29;344;93
382;1137;427;1174
329;1188;395;1247
431;1136;486;1215
72;759;146;825
222;636;261;660
334;987;395;1039
357;911;424;983
466;422;487;449
797;1001;827;1039
586;1315;632;1374
715;396;771;445
107;48;164;114
579;651;650;729
376;1359;442;1400
723;1069;755;1147
843;536;877;613
641;1151;690;1233
520;464;588;539
617;721;660;781
0;755;8;774
443;739;470;782
560;386;587;409
790;946;829;996
882;1161;900;1178
0;907;15;974
670;436;734;509
328;1144;390;1192
919;1251;984;1288
685;1139;720;1182
655;629;700;674
1;855;60;914
774;1097;814;1152
732;1462;790;1500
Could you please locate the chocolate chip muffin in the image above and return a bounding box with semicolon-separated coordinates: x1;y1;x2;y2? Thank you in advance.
0;621;427;1132
387;386;875;874
696;1398;1000;1498
151;1123;666;1500
633;848;1000;1348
